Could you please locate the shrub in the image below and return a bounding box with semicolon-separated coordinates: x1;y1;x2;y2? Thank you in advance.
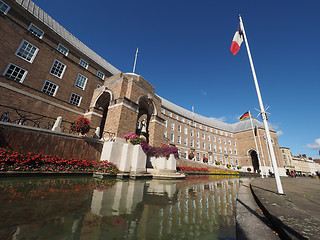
188;153;194;160
237;166;242;170
215;161;220;165
247;168;251;172
203;157;208;163
70;117;90;135
226;164;231;168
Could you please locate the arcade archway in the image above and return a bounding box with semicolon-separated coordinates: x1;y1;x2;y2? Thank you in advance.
94;90;112;138
249;149;260;172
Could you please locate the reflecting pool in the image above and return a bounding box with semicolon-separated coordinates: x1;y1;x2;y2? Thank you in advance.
0;176;243;240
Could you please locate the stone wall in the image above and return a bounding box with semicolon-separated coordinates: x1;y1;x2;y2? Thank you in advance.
176;158;236;172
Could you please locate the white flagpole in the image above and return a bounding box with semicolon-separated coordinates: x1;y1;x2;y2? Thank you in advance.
249;111;264;178
132;48;139;73
257;127;267;177
239;15;284;194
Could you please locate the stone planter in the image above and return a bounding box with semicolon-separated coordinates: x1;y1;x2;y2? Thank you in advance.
150;154;176;171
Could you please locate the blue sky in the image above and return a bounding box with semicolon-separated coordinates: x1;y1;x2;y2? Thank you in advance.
32;0;320;158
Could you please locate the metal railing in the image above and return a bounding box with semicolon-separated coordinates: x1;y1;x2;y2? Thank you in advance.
0;104;73;133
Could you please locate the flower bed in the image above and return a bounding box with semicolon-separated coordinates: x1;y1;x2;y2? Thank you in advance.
0;148;119;174
124;133;179;158
177;167;208;173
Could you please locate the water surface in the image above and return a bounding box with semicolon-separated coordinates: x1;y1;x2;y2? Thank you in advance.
0;176;242;240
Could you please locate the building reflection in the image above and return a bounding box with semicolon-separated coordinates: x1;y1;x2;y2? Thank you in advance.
83;176;240;239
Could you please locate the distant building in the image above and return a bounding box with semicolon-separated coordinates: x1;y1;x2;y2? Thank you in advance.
0;0;286;175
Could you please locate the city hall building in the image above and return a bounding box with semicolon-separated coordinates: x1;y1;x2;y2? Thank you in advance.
0;0;285;175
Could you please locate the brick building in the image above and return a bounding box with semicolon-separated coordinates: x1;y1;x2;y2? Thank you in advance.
0;0;285;175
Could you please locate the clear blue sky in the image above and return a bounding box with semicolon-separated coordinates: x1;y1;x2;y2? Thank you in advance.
32;0;320;158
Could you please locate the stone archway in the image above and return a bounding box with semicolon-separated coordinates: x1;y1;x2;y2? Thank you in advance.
94;90;112;138
249;149;260;172
136;95;156;143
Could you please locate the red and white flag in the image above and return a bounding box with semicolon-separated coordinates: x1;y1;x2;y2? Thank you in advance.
230;24;244;55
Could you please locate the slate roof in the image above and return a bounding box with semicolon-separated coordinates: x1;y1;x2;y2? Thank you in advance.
159;96;274;133
14;0;121;75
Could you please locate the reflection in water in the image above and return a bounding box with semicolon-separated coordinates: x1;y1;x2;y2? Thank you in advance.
0;176;242;240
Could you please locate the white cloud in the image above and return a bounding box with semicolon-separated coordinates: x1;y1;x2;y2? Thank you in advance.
304;138;320;149
200;90;207;96
209;116;226;122
276;130;283;136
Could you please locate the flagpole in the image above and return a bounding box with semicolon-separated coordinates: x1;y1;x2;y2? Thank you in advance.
257;127;267;177
132;48;138;74
249;110;264;178
239;15;284;194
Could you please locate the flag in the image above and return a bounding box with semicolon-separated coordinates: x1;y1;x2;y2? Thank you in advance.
230;24;244;55
254;126;258;136
240;111;250;121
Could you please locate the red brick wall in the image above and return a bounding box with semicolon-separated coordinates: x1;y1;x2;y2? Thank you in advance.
0;123;103;161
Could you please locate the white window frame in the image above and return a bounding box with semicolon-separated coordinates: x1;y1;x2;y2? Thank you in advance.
184;127;188;134
79;58;89;69
164;130;167;138
75;73;88;90
15;40;39;64
190;129;194;137
202;142;205;150
184;137;188;146
0;0;10;14
191;139;194;147
171;133;174;143
161;108;165;114
41;80;59;96
177;135;181;144
3;63;28;83
213;145;217;152
202;133;205;139
213;136;216;142
196;141;200;149
175;115;179;120
28;23;44;39
168;111;172;117
164;119;167;127
178;125;181;132
208;144;211;151
97;70;105;80
171;122;175;130
49;59;66;79
69;93;82;106
57;43;69;56
196;131;199;138
207;135;211;141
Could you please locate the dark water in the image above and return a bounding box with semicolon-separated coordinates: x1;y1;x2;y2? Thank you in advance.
0;176;242;240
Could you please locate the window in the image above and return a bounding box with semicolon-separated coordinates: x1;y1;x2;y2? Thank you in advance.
177;135;181;144
50;59;66;78
171;122;175;130
187;120;191;125
236;159;239;165
75;73;87;90
215;129;218;134
210;128;213;133
223;139;226;144
220;156;223;163
97;70;105;80
190;129;194;137
208;144;211;151
69;93;82;106
96;84;102;89
229;148;232;154
202;142;205;149
230;133;233;137
219;146;222;153
234;149;237;155
15;40;39;63
184;137;188;146
196;141;200;148
202;133;205;139
220;131;223;135
199;124;202;129
196;131;199;138
190;139;194;147
41;80;58;96
213;136;216;142
0;0;10;14
213;145;217;152
79;58;88;69
197;153;200;161
57;44;69;56
214;155;217;161
224;147;227;154
161;108;165;114
182;118;185;123
225;132;228;137
207;135;211;141
168;111;172;117
164;119;167;127
233;141;236;146
184;127;188;134
3;63;27;83
204;126;207;131
218;138;221;143
170;133;174;143
228;140;231;145
184;150;188;159
28;23;44;39
164;130;167;138
175;115;179;120
178;125;181;132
